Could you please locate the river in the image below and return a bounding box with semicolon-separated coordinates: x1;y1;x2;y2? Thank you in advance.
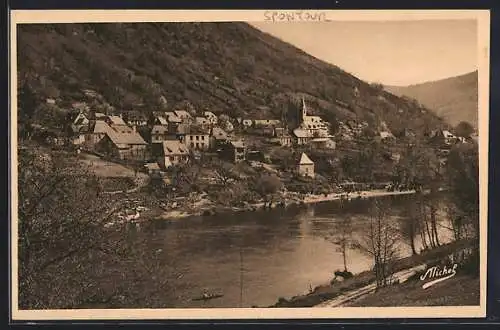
133;194;453;308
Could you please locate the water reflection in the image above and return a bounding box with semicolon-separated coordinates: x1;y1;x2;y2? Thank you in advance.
134;195;452;308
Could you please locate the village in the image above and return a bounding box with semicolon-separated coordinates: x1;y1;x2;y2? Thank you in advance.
15;20;482;312
26;90;477;225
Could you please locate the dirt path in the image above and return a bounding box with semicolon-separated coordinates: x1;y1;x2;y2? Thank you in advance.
315;264;427;307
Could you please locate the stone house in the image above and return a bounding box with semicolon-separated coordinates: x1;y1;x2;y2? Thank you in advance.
151;140;190;169
181;133;210;151
297;152;315;178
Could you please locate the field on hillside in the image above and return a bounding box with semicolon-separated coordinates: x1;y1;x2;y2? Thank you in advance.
78;153;147;178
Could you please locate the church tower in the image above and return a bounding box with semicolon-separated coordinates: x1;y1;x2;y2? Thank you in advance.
301;97;307;121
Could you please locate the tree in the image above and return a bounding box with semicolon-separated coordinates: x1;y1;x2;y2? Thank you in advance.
252;174;283;205
212;160;237;186
173;100;197;116
446;143;479;240
18;148;179;308
218;114;233;132
454;121;475;138
170;163;201;196
353;199;400;288
399;195;420;255
327;203;353;273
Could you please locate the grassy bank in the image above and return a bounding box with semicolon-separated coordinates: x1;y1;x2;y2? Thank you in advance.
347;273;479;307
270;238;477;307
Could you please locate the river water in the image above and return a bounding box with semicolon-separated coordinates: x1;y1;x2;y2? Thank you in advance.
135;195;453;308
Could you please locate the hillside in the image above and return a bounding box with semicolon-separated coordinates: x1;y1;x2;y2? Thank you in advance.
17;22;445;136
385;71;478;128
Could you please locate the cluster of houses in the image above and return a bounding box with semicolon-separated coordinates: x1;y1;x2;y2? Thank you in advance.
65;99;340;178
61;95;475;181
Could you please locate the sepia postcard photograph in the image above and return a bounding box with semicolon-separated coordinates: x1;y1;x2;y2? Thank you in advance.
9;9;489;320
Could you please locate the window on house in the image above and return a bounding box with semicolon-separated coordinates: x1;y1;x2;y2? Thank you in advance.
196;143;199;148
190;136;194;140
196;136;199;141
201;136;205;140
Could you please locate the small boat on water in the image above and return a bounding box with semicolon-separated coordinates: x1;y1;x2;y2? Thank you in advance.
192;293;224;301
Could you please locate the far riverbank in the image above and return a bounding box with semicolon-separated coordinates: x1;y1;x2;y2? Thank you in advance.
158;188;440;221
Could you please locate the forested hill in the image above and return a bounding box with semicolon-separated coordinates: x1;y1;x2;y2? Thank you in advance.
17;22;445;135
385;71;478;128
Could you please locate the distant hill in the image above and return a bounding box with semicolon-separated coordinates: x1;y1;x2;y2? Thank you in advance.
385;71;478;128
17;22;445;136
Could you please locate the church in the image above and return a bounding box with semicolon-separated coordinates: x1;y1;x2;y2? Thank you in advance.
296;98;330;137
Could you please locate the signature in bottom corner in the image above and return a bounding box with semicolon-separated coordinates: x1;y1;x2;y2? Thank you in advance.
419;263;458;289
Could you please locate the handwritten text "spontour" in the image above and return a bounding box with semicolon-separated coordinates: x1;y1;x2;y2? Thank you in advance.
264;11;332;23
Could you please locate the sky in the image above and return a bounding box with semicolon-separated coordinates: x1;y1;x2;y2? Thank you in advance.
251;20;478;86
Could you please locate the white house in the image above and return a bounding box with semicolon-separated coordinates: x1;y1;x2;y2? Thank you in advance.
297;153;315;178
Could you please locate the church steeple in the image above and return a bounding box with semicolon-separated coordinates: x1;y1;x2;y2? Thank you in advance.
302;97;307;119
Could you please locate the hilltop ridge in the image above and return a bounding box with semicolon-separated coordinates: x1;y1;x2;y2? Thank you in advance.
385;71;478;128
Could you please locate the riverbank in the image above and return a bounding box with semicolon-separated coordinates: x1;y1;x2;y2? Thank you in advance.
269;238;477;308
158;188;430;221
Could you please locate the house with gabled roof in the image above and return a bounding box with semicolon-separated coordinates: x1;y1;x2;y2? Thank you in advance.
151;140;190;169
95;129;148;161
105;115;134;134
297;152;315;178
293;128;313;145
82;120;115;149
72;112;89;127
173;110;193;124
180;126;210;151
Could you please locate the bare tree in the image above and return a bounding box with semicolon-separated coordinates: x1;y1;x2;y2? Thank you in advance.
212;160;237;186
354;199;400;288
331;213;353;273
